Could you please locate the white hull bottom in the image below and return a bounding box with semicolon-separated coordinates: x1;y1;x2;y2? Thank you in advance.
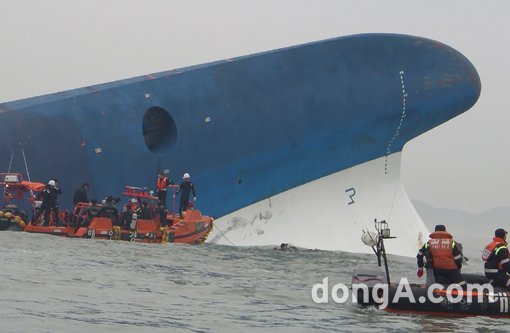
207;152;429;257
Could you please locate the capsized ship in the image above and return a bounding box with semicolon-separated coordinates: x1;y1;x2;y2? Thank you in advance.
0;34;480;255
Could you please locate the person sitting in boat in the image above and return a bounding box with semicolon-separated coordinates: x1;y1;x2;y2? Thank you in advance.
416;224;466;288
482;228;510;288
99;196;120;226
34;180;62;226
80;199;102;227
138;201;153;219
102;195;120;207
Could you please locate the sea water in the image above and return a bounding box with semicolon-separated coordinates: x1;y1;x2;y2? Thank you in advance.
0;232;508;333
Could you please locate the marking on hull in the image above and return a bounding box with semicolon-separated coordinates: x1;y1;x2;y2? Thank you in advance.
499;292;508;313
345;187;356;205
385;70;408;175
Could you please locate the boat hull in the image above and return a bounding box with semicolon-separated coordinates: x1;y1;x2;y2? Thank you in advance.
384;284;510;317
24;210;213;245
353;266;509;317
0;218;24;231
0;33;481;253
208;152;428;254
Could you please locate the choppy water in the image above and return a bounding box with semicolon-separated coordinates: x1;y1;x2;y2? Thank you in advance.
0;232;508;333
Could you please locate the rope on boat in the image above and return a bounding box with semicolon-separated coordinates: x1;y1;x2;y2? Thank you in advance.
213;224;236;246
20;142;36;217
7;150;13;173
3;151;14;199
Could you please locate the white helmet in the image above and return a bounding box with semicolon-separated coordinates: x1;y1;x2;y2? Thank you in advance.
48;180;56;186
183;173;190;179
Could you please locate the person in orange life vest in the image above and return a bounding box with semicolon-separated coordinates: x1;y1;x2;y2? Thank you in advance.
482;228;510;288
416;224;465;287
156;171;173;207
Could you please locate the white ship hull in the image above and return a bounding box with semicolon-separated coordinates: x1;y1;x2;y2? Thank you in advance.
207;152;428;256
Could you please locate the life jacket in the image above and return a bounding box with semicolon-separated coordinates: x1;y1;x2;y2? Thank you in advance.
157;176;168;191
482;237;509;271
427;231;457;270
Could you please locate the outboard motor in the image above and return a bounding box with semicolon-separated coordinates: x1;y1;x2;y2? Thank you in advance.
352;264;387;306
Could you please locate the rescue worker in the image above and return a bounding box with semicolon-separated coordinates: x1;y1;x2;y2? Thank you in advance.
156;171;173;207
34;180;62;226
119;204;134;229
80;199;102;227
73;183;89;206
99;196;120;225
173;173;196;218
416;224;465;287
156;201;169;227
482;228;510;288
102;196;120;207
139;201;153;219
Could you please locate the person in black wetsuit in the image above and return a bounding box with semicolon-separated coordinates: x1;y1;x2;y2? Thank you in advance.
34;180;62;226
73;183;89;206
139;201;153;219
156;201;169;227
173;173;196;218
80;199;102;227
120;204;135;229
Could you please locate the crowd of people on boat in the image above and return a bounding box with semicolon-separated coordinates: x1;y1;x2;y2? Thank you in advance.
417;224;510;289
26;171;197;230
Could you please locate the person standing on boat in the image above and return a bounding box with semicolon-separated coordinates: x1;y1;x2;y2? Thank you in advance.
156;171;173;207
120;203;135;229
416;225;465;287
156;200;169;227
482;228;510;288
173;173;196;218
34;180;62;226
73;183;89;206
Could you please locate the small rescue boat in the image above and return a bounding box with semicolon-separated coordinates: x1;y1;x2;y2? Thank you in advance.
0;173;43;231
71;186;213;244
23;210;75;236
23;183;74;236
352;220;510;317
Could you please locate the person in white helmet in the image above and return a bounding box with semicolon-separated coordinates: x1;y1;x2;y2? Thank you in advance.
33;180;62;226
173;173;196;218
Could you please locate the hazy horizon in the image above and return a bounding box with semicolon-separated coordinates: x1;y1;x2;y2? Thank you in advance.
1;1;509;214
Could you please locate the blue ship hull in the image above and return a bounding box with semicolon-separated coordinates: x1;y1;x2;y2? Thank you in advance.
0;34;480;251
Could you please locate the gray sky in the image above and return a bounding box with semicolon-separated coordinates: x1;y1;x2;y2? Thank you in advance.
1;0;508;214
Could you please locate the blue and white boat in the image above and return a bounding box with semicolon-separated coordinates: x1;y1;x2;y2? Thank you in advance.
0;33;481;254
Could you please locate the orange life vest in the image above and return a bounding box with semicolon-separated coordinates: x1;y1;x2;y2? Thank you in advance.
157;176;168;191
427;231;457;270
482;237;506;261
482;237;508;270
